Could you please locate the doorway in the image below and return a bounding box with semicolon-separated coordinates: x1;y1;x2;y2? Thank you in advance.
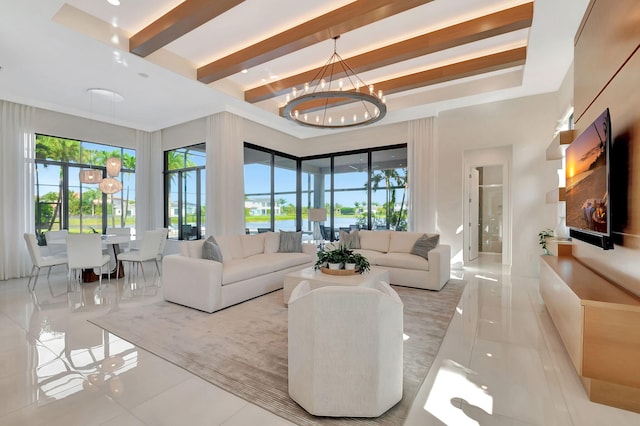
463;147;511;266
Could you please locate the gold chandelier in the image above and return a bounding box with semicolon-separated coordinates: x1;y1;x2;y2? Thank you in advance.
282;36;386;129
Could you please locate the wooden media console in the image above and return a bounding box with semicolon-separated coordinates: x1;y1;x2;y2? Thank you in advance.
539;251;640;413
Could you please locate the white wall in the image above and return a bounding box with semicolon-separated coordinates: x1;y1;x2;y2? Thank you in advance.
35;108;137;149
161;115;300;154
438;93;562;277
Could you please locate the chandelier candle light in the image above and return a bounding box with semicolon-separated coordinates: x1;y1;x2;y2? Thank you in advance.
282;36;387;129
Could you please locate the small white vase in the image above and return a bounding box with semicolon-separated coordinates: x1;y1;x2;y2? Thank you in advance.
328;262;342;270
344;263;356;270
555;216;570;240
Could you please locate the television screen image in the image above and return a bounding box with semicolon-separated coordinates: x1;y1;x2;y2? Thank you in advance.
565;109;611;247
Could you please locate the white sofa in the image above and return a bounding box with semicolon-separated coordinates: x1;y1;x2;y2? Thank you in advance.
162;232;315;313
338;230;451;291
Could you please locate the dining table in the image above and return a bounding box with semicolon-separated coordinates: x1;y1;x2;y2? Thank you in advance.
82;234;138;283
48;233;138;283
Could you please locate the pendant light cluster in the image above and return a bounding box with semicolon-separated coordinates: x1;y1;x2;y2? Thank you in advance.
79;156;122;194
99;157;122;194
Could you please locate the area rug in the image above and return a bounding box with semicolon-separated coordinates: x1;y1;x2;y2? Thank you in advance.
90;280;466;425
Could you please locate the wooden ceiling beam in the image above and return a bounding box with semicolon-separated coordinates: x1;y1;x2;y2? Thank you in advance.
130;0;245;57
279;47;527;115
249;2;533;103
197;0;434;84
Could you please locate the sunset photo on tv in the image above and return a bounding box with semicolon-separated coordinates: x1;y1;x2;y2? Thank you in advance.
565;109;609;234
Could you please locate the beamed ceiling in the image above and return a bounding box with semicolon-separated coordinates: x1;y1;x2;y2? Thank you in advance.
0;0;590;138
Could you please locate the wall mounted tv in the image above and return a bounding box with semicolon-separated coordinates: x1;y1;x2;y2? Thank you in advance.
565;108;613;249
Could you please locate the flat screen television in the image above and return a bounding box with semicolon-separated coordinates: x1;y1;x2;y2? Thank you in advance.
565;108;613;249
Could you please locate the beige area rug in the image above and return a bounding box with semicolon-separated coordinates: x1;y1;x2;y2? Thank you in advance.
90;280;466;425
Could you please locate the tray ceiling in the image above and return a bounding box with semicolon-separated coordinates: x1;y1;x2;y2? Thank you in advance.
0;0;590;138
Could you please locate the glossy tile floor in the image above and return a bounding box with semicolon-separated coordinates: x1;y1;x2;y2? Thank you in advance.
1;255;639;425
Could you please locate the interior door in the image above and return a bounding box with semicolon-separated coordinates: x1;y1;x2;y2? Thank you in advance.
469;168;479;261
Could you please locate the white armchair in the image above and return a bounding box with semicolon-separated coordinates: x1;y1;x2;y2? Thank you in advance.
288;280;404;417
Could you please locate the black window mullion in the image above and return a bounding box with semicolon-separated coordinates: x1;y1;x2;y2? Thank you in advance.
270;153;275;231
367;152;372;230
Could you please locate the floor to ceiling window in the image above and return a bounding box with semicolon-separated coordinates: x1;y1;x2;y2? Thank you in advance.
371;147;407;231
244;145;299;233
164;143;206;240
34;134;136;239
247;143;407;240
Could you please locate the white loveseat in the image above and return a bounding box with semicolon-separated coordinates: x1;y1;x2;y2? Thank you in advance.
339;230;451;291
162;232;315;313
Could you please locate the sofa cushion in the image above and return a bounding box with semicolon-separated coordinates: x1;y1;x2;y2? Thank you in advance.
376;252;429;271
359;230;390;252
279;230;302;253
222;256;274;285
411;234;440;260
202;236;223;262
262;252;314;270
221;252;313;285
352;249;384;265
264;232;280;253
215;235;243;260
241;234;264;258
181;240;205;258
339;229;361;249
388;232;423;253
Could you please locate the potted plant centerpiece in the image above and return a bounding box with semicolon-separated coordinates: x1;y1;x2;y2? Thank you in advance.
314;244;369;274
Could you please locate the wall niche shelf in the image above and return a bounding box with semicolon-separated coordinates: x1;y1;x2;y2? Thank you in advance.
546;129;575;160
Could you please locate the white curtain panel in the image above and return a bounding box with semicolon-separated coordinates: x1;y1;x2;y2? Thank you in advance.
135;129;163;234
0;101;35;279
407;117;438;233
206;112;245;236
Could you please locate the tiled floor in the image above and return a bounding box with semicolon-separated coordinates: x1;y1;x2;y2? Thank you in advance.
1;255;639;425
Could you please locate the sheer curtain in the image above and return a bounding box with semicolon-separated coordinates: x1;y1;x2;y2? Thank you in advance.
135;130;163;234
0;101;35;279
407;117;438;233
206;112;245;236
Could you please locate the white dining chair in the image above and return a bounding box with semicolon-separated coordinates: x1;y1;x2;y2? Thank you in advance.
45;229;68;257
66;234;111;289
24;233;68;291
117;229;165;282
106;227;132;251
157;227;169;263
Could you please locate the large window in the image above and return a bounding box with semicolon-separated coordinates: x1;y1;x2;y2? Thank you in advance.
244;145;299;233
371;147;407;231
246;143;407;240
165;143;206;240
34;135;136;238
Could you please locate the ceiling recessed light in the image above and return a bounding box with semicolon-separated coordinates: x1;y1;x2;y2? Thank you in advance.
241;69;248;74
107;0;120;6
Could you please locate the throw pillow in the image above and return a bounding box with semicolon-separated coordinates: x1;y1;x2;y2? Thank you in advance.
411;233;440;260
339;229;361;249
279;230;302;253
202;236;223;262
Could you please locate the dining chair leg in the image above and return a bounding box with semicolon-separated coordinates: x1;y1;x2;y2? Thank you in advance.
27;266;35;290
154;259;161;276
137;262;146;282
